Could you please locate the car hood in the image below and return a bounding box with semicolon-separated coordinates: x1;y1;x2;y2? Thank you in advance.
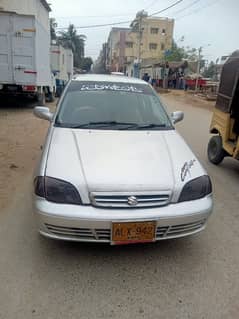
45;128;206;203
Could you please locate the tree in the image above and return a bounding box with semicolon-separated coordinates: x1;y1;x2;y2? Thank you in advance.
203;61;216;79
167;40;201;62
58;24;86;67
184;47;198;61
80;57;93;72
50;18;57;40
166;40;186;61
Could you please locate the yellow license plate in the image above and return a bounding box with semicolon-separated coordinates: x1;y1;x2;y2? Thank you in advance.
111;221;156;245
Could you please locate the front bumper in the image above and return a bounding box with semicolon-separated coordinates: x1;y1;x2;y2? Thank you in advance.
35;195;213;243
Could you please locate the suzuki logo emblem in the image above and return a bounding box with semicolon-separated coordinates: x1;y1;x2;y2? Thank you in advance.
127;196;138;206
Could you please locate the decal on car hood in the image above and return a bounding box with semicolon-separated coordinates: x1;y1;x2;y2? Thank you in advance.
181;159;197;182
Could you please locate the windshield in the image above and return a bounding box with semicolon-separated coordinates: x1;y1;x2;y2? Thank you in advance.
55;81;173;130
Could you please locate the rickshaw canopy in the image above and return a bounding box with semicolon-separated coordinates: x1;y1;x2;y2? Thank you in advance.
216;50;239;113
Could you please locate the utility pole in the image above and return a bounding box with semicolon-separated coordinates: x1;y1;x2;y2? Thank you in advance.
136;13;143;78
195;46;202;91
131;10;147;78
138;14;142;64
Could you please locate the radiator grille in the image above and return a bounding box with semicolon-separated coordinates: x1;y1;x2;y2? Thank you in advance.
156;219;206;239
45;224;111;241
90;192;171;208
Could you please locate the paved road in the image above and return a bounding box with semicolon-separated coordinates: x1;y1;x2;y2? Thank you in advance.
1;95;239;319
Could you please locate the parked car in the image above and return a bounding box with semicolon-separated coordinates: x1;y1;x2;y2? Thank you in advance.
33;74;213;245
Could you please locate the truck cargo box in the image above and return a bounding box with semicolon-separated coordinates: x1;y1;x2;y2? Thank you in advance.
0;11;51;87
51;44;69;82
65;48;74;80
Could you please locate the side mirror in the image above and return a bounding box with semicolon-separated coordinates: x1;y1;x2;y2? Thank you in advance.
171;111;184;124
34;106;54;122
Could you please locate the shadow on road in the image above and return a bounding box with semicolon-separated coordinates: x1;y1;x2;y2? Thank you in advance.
0;96;37;109
36;231;203;263
220;157;239;173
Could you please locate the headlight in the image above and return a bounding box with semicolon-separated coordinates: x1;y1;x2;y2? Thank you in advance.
178;175;212;202
34;176;82;205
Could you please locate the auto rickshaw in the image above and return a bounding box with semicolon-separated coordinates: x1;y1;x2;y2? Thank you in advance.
207;51;239;164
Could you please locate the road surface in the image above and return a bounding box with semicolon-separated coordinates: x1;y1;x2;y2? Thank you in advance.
0;93;239;319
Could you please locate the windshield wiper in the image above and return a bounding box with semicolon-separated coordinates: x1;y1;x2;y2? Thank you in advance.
135;123;167;129
67;121;140;129
55;121;168;130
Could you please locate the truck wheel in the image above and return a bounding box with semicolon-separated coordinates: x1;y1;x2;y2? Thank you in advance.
207;135;226;165
37;91;46;105
47;92;55;103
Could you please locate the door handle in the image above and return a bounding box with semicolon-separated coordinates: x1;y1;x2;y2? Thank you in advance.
15;31;23;37
15;66;26;70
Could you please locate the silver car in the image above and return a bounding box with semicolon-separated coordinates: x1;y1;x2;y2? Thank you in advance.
33;74;213;245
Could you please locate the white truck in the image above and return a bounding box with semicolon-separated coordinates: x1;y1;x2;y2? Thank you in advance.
50;44;73;96
0;0;53;104
65;48;74;80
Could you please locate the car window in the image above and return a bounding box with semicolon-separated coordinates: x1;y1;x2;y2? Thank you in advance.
55;81;173;129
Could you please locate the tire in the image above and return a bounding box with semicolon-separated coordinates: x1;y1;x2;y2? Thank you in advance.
37;91;46;105
207;135;226;165
47;91;54;103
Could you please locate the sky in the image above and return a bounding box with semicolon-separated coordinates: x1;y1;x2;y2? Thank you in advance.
49;0;239;63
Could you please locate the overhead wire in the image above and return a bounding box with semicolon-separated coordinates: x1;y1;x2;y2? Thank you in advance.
148;0;183;16
57;20;132;30
56;0;184;30
171;0;201;15
54;0;161;19
144;0;160;10
55;13;134;19
176;0;220;20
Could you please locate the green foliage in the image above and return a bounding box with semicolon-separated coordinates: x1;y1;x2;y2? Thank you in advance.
167;40;201;62
203;61;216;79
80;57;93;72
166;40;185;61
50;18;57;40
58;24;86;68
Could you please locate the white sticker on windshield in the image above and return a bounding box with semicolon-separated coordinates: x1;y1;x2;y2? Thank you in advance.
80;84;143;93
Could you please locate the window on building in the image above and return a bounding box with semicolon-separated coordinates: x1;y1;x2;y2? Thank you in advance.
162;29;166;35
150;27;159;34
161;43;165;51
62;54;65;64
149;43;158;50
125;41;133;48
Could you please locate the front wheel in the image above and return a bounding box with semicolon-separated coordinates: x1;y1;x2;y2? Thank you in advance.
207;135;226;165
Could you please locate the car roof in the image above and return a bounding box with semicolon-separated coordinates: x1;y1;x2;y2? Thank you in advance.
72;74;147;85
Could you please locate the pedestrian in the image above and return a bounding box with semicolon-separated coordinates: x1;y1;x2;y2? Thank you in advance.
142;73;150;82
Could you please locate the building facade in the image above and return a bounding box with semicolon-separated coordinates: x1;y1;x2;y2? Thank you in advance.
106;27;134;73
106;14;174;74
